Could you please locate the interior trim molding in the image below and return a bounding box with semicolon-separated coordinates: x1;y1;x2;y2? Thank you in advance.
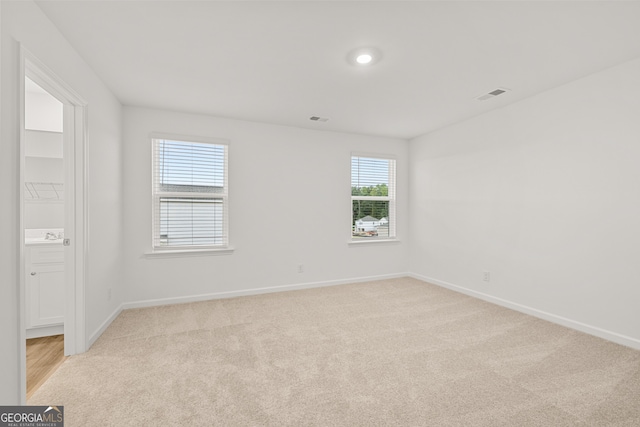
409;272;640;351
88;305;123;348
89;272;640;352
121;272;409;311
26;325;64;340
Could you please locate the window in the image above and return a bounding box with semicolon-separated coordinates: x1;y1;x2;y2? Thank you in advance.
351;155;396;240
152;136;228;250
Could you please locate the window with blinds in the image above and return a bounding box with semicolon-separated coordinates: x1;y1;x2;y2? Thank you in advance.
351;155;396;240
152;137;228;249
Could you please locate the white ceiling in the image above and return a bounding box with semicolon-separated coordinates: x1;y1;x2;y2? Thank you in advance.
36;1;640;139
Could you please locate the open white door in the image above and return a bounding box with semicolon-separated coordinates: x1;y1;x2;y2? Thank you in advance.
19;46;87;403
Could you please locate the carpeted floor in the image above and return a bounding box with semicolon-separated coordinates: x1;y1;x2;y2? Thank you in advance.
29;277;640;426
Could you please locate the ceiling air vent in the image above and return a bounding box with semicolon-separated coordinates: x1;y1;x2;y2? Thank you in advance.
476;88;510;101
310;116;329;122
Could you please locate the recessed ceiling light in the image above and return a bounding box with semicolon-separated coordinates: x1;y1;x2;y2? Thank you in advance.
348;47;381;66
356;54;373;65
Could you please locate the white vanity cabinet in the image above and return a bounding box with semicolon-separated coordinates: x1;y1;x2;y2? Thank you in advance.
25;244;65;331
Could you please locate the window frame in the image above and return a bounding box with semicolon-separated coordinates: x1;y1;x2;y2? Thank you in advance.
150;133;230;253
350;153;397;243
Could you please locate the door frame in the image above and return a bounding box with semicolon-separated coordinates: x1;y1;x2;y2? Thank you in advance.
18;46;88;403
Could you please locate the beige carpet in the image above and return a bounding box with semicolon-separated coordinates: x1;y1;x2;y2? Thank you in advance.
29;277;640;426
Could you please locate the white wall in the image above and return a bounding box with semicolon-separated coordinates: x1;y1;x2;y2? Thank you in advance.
24;201;64;229
409;57;640;348
0;0;13;405
123;107;409;305
25;130;63;158
25;85;63;132
0;0;123;403
24;131;64;229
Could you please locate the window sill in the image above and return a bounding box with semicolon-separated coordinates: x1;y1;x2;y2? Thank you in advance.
348;239;401;247
144;247;235;258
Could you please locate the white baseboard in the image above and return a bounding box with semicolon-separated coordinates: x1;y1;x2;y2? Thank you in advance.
89;272;640;352
89;273;406;348
26;324;63;339
122;272;409;310
409;272;640;351
88;304;123;348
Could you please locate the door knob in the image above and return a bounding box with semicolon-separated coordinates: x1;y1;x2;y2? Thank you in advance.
30;272;36;276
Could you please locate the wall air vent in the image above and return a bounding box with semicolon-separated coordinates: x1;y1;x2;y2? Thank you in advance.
310;116;329;122
477;88;510;101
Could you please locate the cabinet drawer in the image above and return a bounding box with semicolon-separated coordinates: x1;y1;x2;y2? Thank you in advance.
29;246;64;264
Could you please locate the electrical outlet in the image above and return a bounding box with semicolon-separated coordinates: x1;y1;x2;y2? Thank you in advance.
483;271;490;282
297;264;304;273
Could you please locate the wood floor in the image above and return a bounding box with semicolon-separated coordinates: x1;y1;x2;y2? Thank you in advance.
27;334;66;400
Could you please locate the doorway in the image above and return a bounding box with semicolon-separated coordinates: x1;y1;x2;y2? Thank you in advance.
19;48;87;403
23;74;66;398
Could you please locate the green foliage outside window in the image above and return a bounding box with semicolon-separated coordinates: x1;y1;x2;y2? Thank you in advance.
352;184;389;224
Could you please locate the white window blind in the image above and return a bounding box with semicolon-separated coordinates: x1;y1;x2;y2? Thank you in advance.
152;137;228;249
351;155;396;240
